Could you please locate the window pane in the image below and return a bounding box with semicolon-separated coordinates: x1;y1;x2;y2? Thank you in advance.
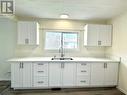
45;32;61;49
63;33;78;49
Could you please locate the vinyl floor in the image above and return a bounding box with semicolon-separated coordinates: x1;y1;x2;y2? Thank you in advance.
2;87;125;95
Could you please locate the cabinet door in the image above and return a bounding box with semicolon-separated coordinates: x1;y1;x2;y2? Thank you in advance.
18;22;28;44
11;62;32;88
62;63;76;86
17;21;39;45
11;63;22;88
22;63;32;87
84;24;112;46
28;22;39;45
104;63;119;86
49;63;62;87
91;63;105;86
86;25;99;46
99;25;112;46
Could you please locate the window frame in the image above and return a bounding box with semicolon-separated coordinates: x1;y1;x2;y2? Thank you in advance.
44;29;80;52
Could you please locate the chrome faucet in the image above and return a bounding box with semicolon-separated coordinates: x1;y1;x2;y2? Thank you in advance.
59;33;65;58
59;47;64;57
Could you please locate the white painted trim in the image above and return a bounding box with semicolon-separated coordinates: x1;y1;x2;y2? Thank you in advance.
117;86;127;95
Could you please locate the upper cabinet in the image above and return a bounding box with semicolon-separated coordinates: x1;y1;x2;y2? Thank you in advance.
17;21;39;45
84;24;112;46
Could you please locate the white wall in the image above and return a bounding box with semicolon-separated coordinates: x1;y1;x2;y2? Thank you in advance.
106;12;127;94
0;17;17;80
15;19;106;58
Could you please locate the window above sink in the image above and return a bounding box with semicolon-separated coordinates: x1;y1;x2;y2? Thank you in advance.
44;30;79;51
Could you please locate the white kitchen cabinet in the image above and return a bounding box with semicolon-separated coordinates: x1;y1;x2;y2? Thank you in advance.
76;63;91;86
49;63;62;87
10;60;119;89
90;62;119;86
84;24;112;46
11;62;32;88
49;63;76;87
62;63;76;86
91;63;105;86
11;63;22;88
104;63;119;85
33;62;49;87
17;21;39;45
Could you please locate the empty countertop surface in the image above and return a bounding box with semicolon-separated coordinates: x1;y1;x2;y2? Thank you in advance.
8;57;120;63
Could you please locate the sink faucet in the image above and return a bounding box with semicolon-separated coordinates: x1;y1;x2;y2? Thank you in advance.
59;34;65;58
59;47;64;58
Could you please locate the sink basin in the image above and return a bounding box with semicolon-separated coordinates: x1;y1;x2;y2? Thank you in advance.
51;57;73;60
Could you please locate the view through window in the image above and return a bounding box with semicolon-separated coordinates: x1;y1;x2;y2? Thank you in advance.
45;31;78;50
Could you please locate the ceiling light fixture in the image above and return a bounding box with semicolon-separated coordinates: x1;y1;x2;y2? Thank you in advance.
60;14;69;19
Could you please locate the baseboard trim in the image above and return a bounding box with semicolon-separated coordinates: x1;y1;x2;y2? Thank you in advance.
117;86;127;95
0;79;10;81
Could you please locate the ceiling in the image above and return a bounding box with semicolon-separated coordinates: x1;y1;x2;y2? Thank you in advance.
15;0;127;20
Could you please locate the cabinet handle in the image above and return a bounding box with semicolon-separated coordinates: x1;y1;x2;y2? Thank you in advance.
19;62;22;68
38;71;44;73
22;62;24;68
80;80;86;83
98;41;101;45
61;63;62;68
38;63;44;65
25;38;29;44
104;63;107;68
61;63;64;68
63;63;64;68
104;63;105;68
81;63;86;66
38;81;44;83
81;70;87;72
105;63;107;68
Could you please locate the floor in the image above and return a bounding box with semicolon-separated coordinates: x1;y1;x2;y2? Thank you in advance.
0;81;125;95
1;87;125;95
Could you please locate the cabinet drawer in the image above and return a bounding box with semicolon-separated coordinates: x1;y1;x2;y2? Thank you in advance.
33;63;48;76
77;68;90;76
33;63;48;69
77;63;90;69
33;77;48;87
34;69;48;76
76;76;90;86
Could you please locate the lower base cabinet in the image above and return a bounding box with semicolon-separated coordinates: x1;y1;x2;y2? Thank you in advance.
90;62;119;86
49;63;62;87
76;63;91;86
33;62;49;87
49;63;76;87
11;62;32;88
11;62;119;89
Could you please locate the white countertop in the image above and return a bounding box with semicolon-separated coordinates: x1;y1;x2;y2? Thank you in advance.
8;57;120;63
